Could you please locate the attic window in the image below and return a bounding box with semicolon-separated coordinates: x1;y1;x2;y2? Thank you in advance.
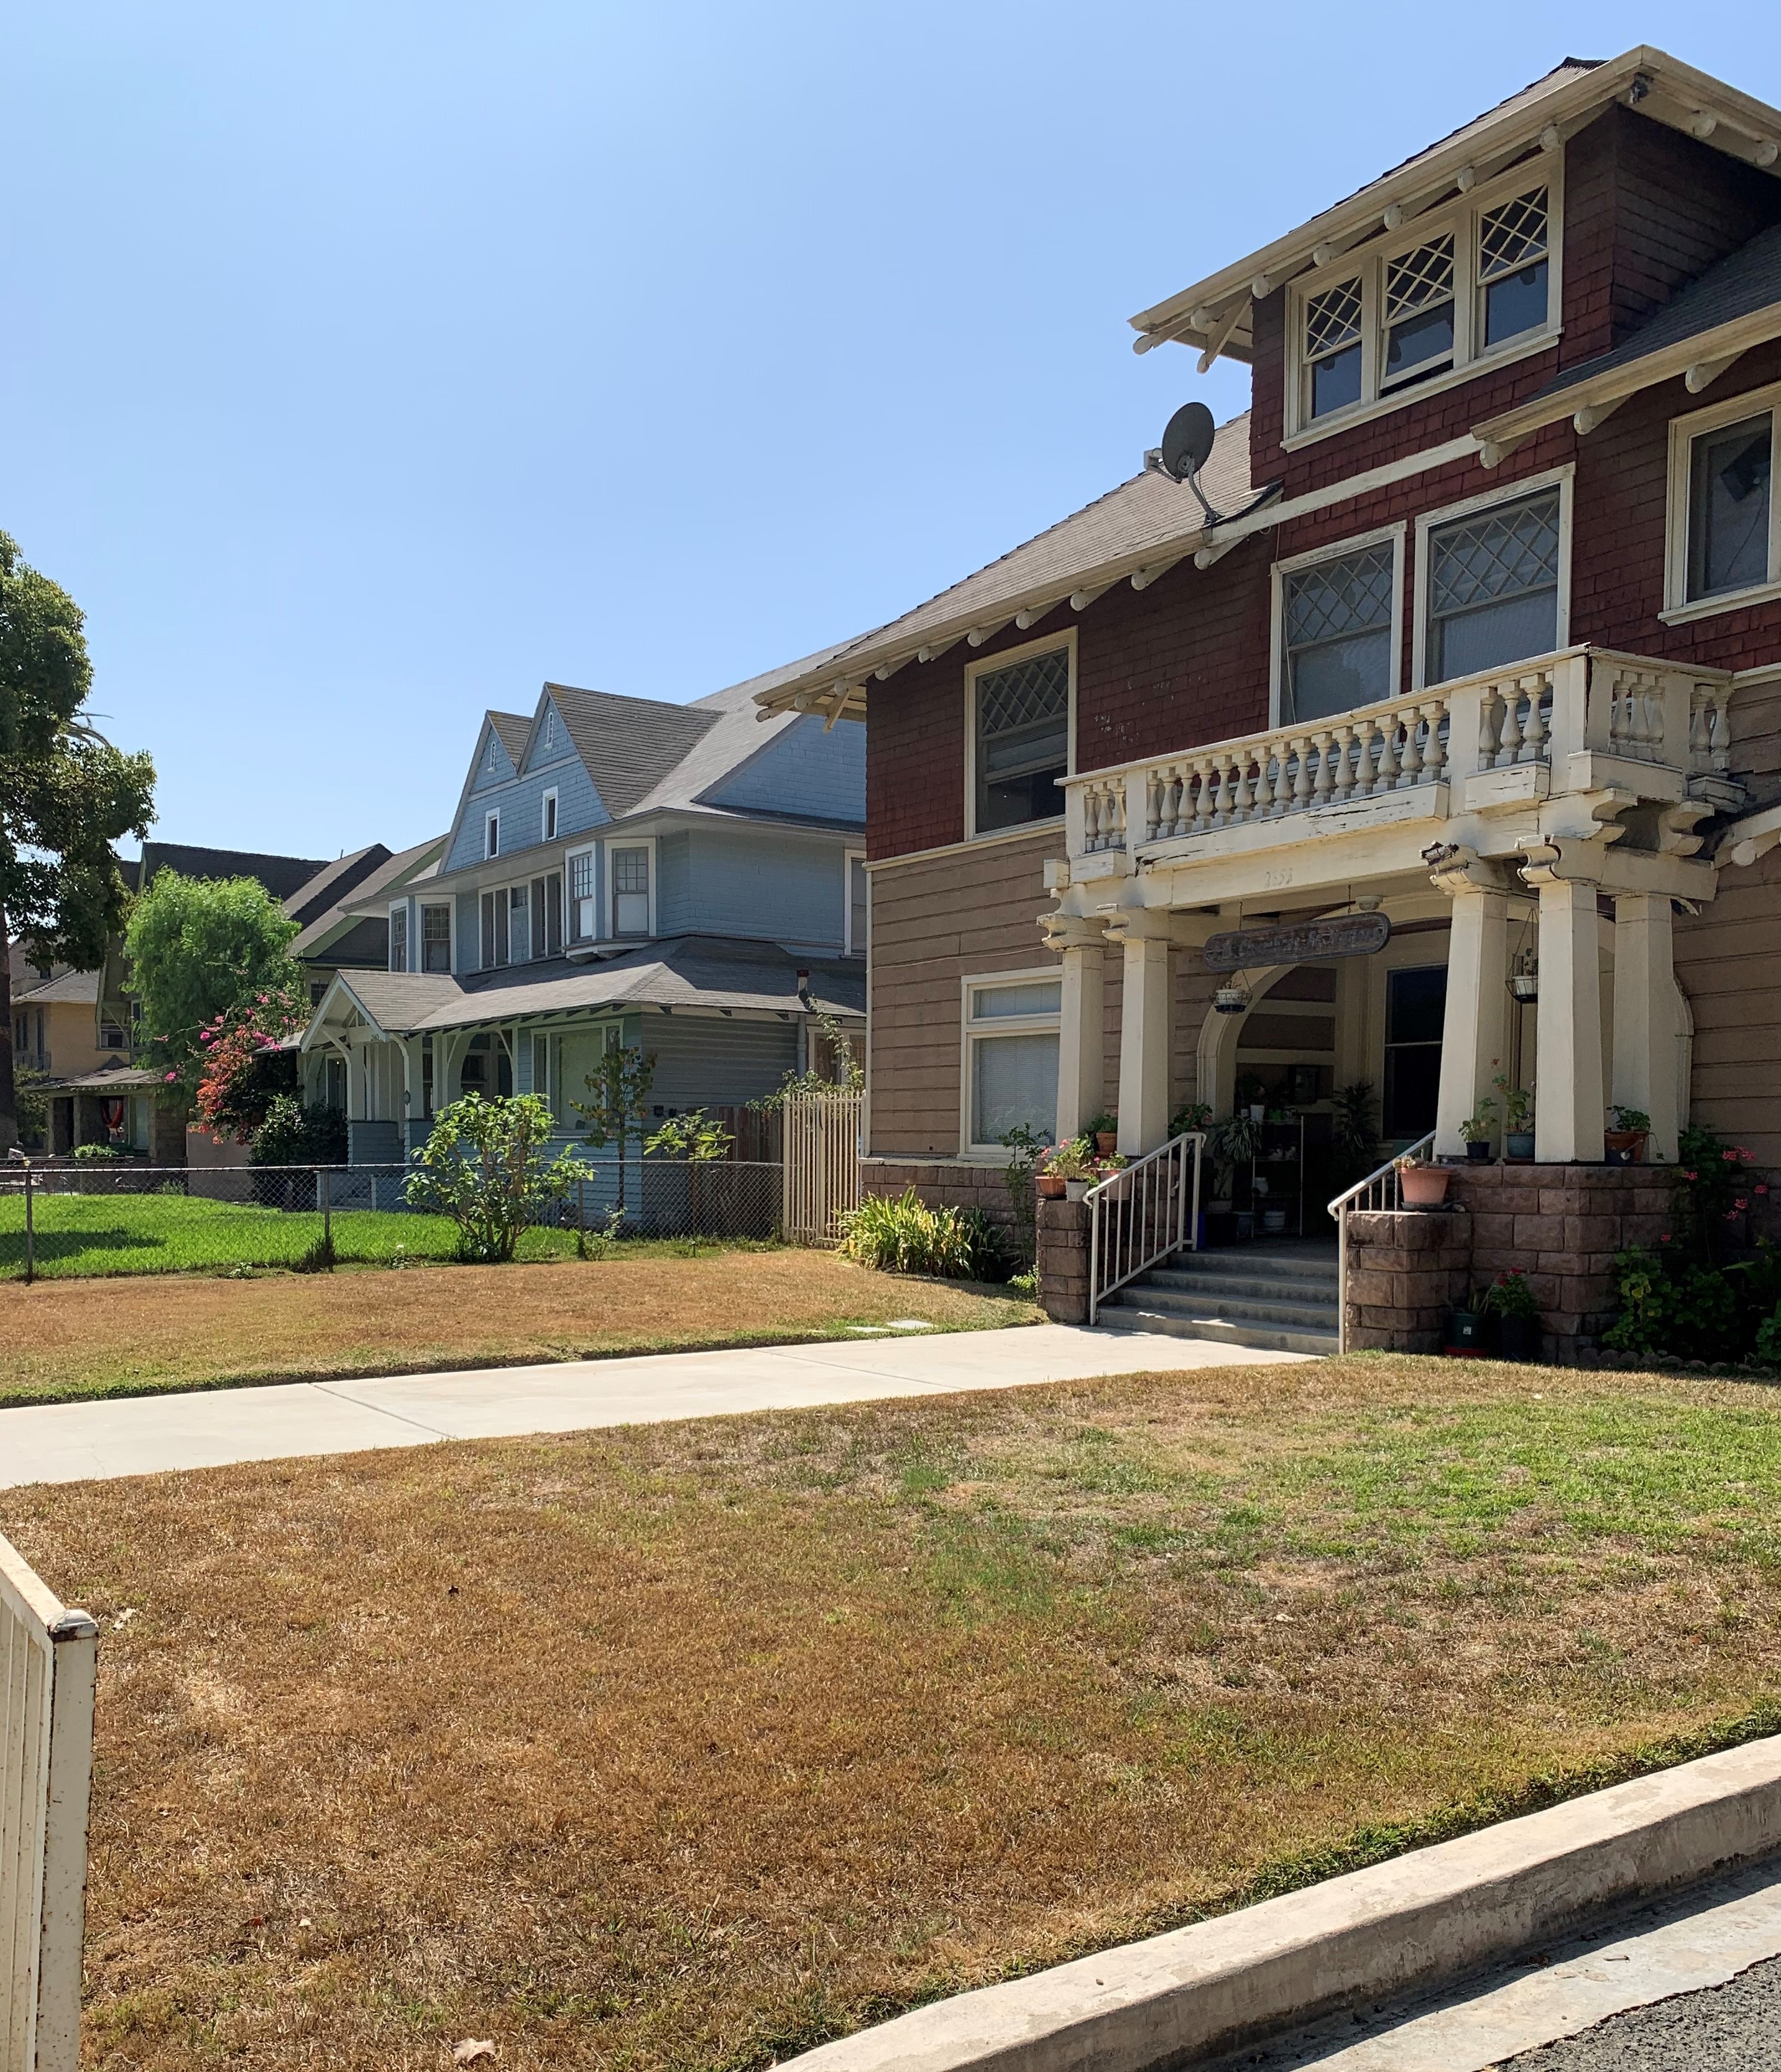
487;737;499;772
485;811;499;860
1289;168;1558;441
543;710;556;751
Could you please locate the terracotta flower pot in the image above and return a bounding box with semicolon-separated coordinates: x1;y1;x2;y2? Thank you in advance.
1094;1132;1118;1155
1603;1130;1648;1167
1035;1173;1066;1199
1399;1165;1452;1208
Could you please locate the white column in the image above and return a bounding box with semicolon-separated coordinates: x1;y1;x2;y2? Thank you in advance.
1611;893;1679;1163
1116;933;1172;1155
1052;922;1107;1144
1534;878;1606;1164
1434;888;1509;1158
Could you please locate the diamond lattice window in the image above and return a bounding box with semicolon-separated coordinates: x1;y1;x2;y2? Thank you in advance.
1282;543;1396;722
1426;490;1562;683
1385;237;1455;322
1478;189;1548;282
1285;544;1395;647
975;648;1070;833
1304;278;1363;360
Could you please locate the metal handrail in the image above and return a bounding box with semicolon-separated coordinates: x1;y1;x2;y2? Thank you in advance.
1325;1129;1436;1353
1087;1131;1204;1326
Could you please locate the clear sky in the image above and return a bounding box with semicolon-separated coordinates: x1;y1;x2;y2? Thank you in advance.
4;4;1777;861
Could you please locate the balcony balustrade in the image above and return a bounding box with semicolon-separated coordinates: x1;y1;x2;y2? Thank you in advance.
1064;646;1736;874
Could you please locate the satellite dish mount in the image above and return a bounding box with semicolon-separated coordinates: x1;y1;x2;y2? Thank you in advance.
1144;401;1225;527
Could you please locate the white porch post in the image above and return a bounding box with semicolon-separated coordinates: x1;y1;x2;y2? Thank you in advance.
1111;921;1173;1155
1612;893;1680;1162
1531;876;1606;1164
1431;883;1509;1158
1049;919;1106;1144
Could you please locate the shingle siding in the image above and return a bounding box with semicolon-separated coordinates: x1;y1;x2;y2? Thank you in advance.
703;713;865;824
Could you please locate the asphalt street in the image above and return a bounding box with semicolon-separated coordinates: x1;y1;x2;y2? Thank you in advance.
1503;1951;1781;2069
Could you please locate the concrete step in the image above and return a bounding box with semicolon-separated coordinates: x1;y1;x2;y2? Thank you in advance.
1162;1247;1339;1287
1145;1265;1338;1306
1097;1300;1340;1357
1120;1283;1338;1332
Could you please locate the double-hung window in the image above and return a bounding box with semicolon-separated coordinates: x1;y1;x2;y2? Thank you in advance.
1277;535;1399;722
480;887;510;970
1665;383;1781;618
421;904;452;972
845;851;867;956
1292;173;1557;436
389;906;408;973
1422;485;1563;685
568;848;597;942
529;874;563;959
612;846;650;936
970;640;1072;835
962;972;1061;1152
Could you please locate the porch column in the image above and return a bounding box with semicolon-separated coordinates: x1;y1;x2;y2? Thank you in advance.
1530;874;1606;1164
1611;893;1679;1163
1048;918;1106;1145
1110;919;1174;1155
1431;885;1509;1159
344;1038;365;1121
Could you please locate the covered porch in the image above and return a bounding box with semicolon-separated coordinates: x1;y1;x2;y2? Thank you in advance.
1047;644;1743;1171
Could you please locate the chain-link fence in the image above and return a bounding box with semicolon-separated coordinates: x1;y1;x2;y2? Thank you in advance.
0;1157;786;1281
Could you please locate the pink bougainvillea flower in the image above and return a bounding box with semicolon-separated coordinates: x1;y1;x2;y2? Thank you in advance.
163;1071;178;1083
1758;1185;1771;1197
1682;1170;1698;1181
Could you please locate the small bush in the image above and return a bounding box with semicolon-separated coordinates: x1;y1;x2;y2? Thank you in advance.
1756;1303;1781;1368
72;1142;128;1163
838;1190;1003;1280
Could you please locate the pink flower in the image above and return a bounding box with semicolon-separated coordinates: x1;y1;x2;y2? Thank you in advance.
1759;1185;1771;1198
1736;1198;1749;1210
163;1071;177;1083
1683;1170;1698;1181
1725;1150;1741;1163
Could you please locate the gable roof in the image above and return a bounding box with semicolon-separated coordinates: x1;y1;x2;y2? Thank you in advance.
1130;48;1781;364
545;683;721;818
13;968;99;1007
289;835;448;960
283;844;392;928
753;412;1259;720
1474;218;1781;451
139;840;329;903
487;712;530;764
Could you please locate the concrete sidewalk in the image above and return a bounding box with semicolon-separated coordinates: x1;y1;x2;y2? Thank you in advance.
0;1324;1306;1488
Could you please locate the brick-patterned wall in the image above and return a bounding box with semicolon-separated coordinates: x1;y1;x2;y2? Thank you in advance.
862;1157;1023;1247
1347;1167;1676;1365
1036;1196;1089;1324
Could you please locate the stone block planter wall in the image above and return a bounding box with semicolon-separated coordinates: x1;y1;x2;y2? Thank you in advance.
861;1158;1023;1249
1345;1210;1475;1355
1036;1196;1090;1323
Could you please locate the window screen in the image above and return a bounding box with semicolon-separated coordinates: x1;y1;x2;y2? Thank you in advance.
421;905;451;972
1383;966;1446;1139
1425;490;1561;684
1687;415;1772;602
974;648;1069;832
1282;543;1395;721
971;1034;1059;1145
613;846;650;935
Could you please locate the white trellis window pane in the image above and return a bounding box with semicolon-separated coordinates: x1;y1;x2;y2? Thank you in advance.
569;851;597;940
1479;188;1549;347
613;846;650;935
1282;544;1396;721
1426;490;1562;684
1305;277;1363;419
975;648;1070;832
1383;235;1455;387
1687;415;1772;602
971;1032;1058;1145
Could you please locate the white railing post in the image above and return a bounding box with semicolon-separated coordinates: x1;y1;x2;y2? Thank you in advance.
1085;1132;1203;1324
1326;1129;1435;1354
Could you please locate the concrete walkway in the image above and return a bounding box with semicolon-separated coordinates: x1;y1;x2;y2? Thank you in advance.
0;1324;1307;1488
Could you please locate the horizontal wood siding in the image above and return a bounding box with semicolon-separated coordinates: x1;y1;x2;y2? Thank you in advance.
1677;837;1781;1167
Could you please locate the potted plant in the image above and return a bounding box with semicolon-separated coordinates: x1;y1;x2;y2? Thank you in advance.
1445;1288;1493;1355
1479;1269;1541;1360
1041;1138;1096;1201
1605;1106;1651;1166
1034;1147;1067;1201
1086;1110;1119;1157
1394;1148;1452;1208
1460;1098;1496;1163
1494;1074;1535;1160
1235;1071;1268;1123
1170;1101;1211;1139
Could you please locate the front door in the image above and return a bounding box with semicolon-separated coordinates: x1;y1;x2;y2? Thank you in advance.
1383;965;1447;1140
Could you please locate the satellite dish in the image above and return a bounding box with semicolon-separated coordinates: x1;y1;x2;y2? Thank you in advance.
1146;401;1225;527
1160;401;1217;482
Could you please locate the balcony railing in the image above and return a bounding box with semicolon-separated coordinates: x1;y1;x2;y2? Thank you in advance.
1065;646;1736;868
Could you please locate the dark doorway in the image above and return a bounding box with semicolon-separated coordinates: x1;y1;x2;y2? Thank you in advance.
1383;965;1446;1139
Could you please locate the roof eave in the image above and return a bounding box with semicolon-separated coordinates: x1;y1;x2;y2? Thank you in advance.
1130;48;1781;364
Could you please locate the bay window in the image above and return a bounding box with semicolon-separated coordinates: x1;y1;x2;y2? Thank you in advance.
421;904;452;972
569;848;597;942
612;846;651;936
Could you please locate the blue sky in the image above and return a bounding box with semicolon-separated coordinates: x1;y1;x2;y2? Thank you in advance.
4;4;1777;860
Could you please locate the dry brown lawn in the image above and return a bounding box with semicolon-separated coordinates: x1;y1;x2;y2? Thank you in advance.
6;1354;1781;2070
0;1252;1035;1408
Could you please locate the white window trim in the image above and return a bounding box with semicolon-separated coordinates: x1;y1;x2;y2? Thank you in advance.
958;964;1064;1159
566;845;599;942
480;881;520;971
1661;377;1781;624
1410;462;1574;692
388;901;410;973
419;900;454;974
484;809;500;860
541;787;559;843
1286;154;1565;448
606;835;656;939
963;628;1077;843
844;848;867;956
1269;521;1407;728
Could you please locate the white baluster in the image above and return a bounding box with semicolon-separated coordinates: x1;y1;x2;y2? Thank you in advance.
1376;718;1401;791
1288;738;1312;812
1190;759;1214;833
1311;729;1335;805
1264;739;1290;816
1398;706;1424;787
1519;674;1549;763
1478;690;1503;775
1496;686;1524;768
1422;699;1449;785
1690;687;1713;773
1332;723;1358;802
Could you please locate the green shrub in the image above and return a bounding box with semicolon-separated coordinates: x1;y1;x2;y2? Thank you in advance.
1603;1244;1741;1360
72;1142;127;1162
1755;1303;1781;1368
250;1096;348;1166
405;1094;584;1264
838;1189;1003;1280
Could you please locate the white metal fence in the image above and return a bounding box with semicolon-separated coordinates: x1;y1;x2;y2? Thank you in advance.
1086;1132;1204;1325
0;1534;96;2072
782;1093;863;1246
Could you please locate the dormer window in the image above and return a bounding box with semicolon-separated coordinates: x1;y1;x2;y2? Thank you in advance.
1291;170;1558;441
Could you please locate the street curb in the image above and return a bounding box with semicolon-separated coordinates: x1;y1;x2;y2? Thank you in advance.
792;1733;1781;2071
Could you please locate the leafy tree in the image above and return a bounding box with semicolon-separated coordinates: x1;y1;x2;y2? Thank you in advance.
248;1094;348;1167
643;1108;733;1161
125;872;302;1094
0;532;156;1150
404;1093;583;1263
190;984;308;1141
574;1042;657;1214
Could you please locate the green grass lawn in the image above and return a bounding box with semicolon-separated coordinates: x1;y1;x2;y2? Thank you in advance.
0;1191;589;1278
